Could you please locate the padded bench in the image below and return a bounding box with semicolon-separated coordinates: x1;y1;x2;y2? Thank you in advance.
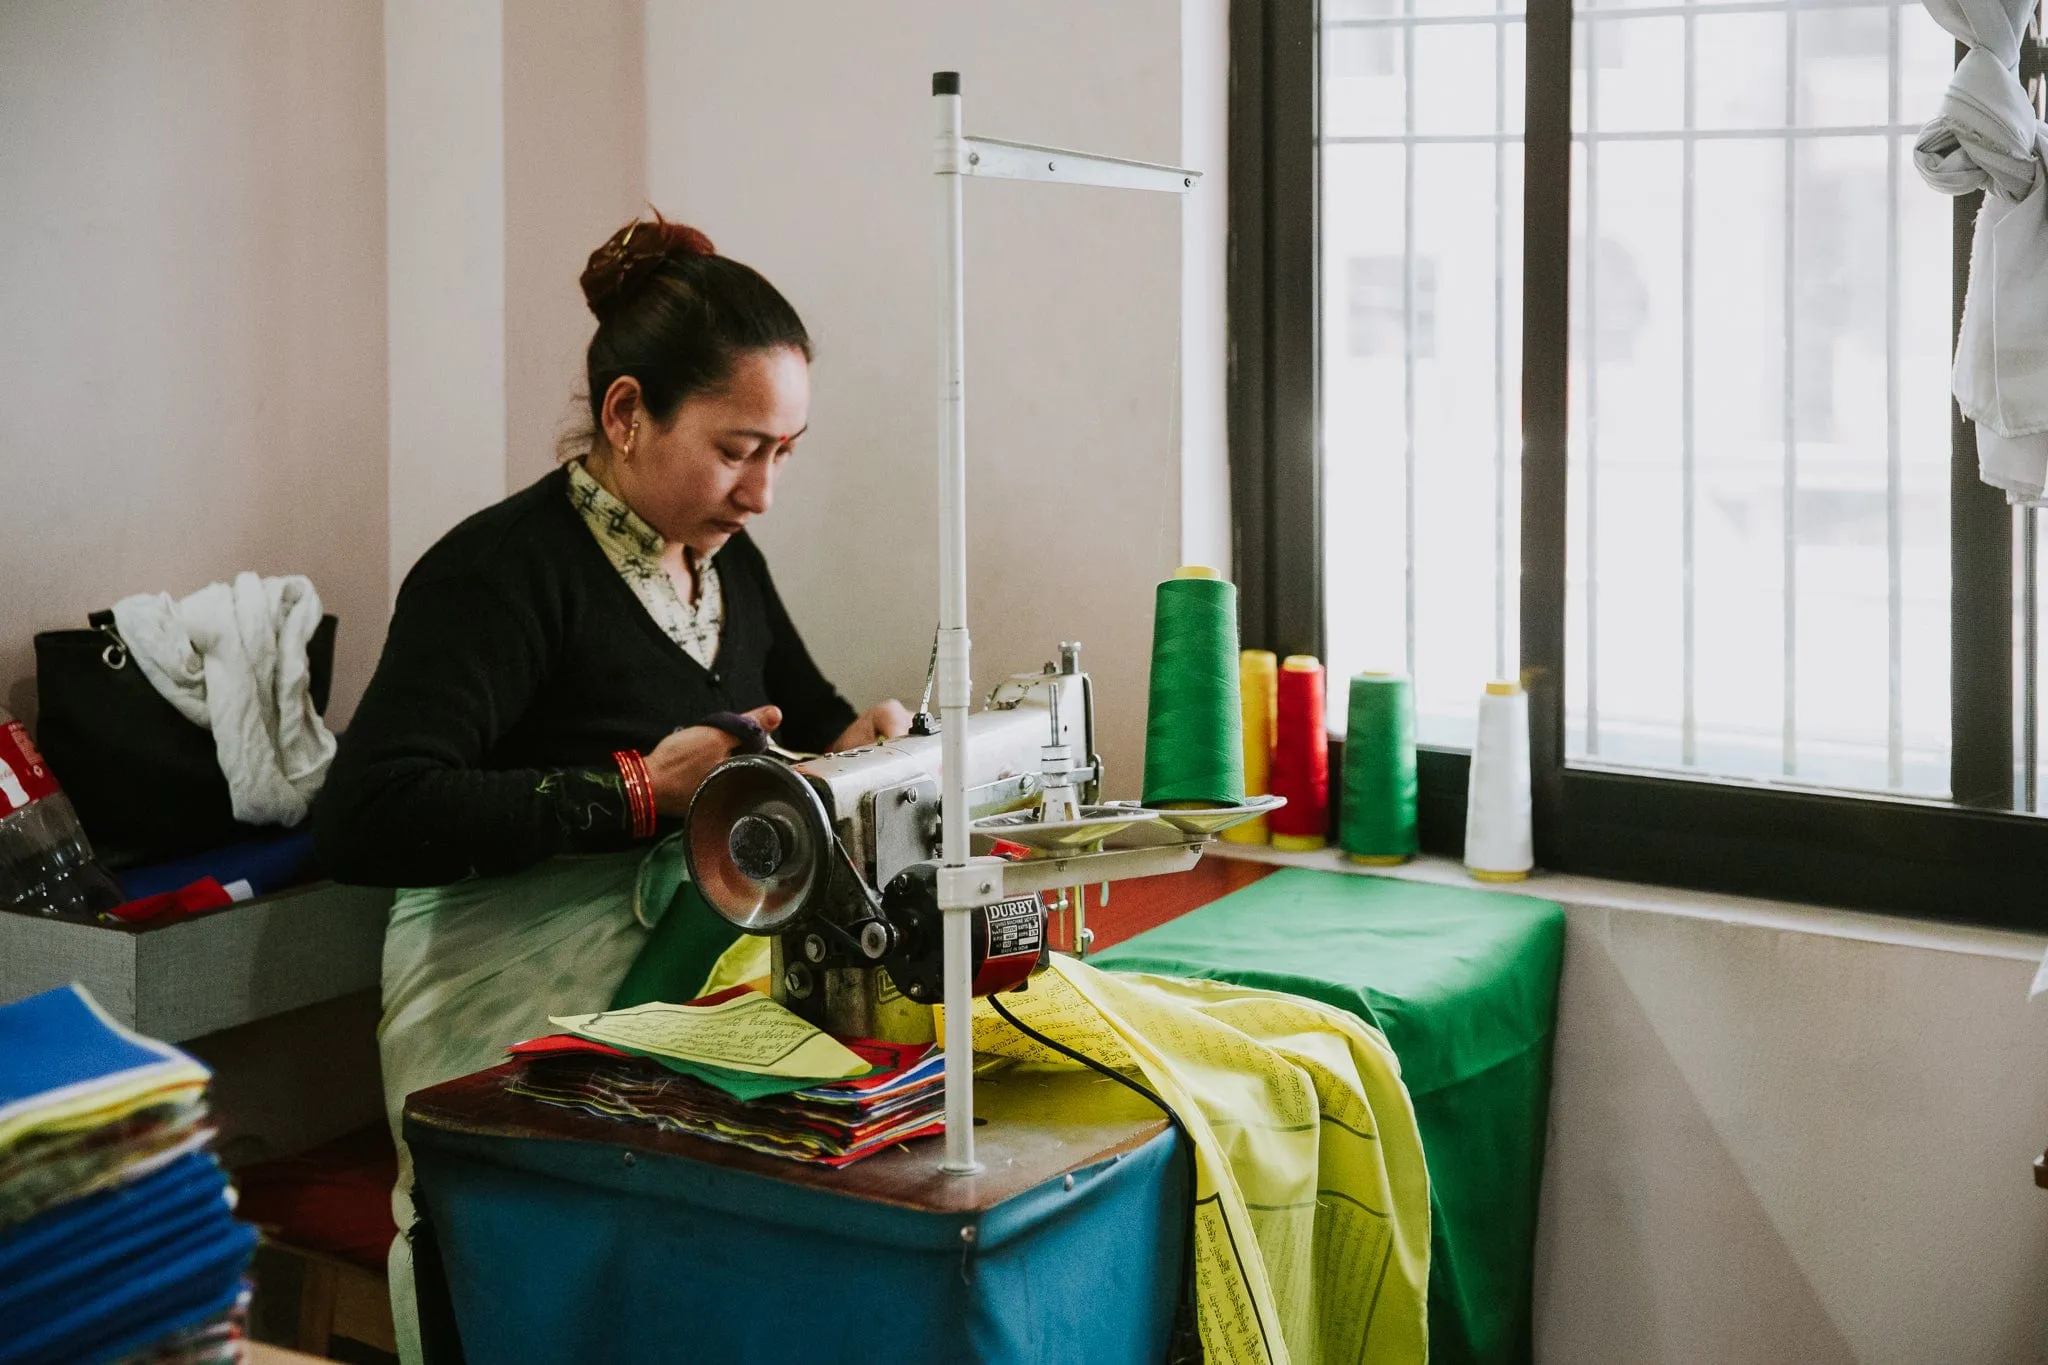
237;1125;399;1358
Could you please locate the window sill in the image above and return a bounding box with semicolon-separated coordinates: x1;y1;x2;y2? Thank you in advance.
1205;841;2048;964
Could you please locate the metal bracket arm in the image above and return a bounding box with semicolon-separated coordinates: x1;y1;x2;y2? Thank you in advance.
992;842;1204;898
961;137;1200;194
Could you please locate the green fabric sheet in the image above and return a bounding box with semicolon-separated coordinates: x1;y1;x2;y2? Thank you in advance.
1093;866;1565;1365
610;879;744;1014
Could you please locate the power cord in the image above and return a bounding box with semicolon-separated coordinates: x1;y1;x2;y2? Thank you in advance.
986;991;1202;1364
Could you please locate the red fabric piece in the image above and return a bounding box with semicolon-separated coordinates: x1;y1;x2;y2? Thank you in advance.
104;877;234;924
235;1124;399;1270
688;985;755;1008
506;1034;632;1060
812;1119;945;1168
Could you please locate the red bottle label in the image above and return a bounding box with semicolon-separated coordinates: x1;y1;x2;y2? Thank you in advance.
0;721;61;815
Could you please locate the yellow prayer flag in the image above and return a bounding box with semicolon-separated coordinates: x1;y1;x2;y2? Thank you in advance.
551;993;868;1080
955;956;1432;1365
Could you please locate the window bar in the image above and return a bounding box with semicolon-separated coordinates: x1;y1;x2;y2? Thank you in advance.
1584;14;1602;755
1224;0;1271;652
2027;9;2044;812
1681;9;1698;768
1523;0;1575;860
1327;124;1927;145
2015;511;2031;810
1886;0;1905;789
1332;0;1903;28
1781;5;1800;777
1403;1;1420;680
1950;169;2011;809
1494;0;1511;682
1335;0;1908;24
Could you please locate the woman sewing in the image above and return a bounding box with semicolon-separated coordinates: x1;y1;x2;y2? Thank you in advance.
313;216;909;1357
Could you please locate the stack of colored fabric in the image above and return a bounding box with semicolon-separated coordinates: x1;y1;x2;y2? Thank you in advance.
505;1034;946;1168
0;985;257;1365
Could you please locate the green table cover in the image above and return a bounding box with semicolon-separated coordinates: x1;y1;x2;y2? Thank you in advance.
1093;866;1565;1365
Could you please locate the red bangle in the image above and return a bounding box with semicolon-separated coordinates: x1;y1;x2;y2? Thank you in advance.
625;751;654;837
628;751;655;837
613;750;656;838
612;751;639;835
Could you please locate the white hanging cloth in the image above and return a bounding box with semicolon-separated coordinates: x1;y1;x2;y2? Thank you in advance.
1916;0;2048;503
111;572;337;827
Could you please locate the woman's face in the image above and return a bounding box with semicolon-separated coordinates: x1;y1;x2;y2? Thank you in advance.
604;346;810;557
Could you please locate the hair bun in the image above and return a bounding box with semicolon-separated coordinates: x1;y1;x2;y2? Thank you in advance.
580;212;717;320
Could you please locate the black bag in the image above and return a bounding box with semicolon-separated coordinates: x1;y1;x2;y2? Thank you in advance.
32;611;338;869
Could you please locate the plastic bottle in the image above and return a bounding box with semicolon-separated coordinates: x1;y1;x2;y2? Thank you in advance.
0;705;124;916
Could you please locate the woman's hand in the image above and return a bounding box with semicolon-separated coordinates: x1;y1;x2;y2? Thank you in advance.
830;700;914;753
644;704;782;815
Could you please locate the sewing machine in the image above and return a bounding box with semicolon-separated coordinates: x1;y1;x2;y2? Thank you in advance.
684;641;1280;1045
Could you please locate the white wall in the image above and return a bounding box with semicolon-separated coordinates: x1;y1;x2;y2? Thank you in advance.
644;0;1222;795
1;0;1213;784
504;0;646;491
1;1;646;731
385;0;507;595
1225;845;2048;1363
0;0;389;726
1533;897;2048;1363
385;0;648;589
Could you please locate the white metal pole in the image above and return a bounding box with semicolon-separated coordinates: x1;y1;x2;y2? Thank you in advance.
923;72;1195;1176
933;71;980;1176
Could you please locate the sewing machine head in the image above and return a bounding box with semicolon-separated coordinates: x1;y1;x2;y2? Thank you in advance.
685;644;1097;1043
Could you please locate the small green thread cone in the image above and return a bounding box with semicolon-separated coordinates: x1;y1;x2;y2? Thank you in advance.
1337;672;1418;862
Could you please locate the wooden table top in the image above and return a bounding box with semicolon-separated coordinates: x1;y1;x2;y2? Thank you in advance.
406;1059;1172;1217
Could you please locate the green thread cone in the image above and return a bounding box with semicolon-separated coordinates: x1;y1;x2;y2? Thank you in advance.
1142;570;1244;806
1338;672;1418;862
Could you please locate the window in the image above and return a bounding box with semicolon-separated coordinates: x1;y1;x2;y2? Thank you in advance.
1230;0;2048;927
1322;0;1523;749
1564;0;1955;795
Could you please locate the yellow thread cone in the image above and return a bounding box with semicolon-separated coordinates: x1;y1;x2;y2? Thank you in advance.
1223;650;1278;844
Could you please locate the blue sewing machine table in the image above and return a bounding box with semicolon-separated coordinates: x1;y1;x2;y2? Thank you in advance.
403;1061;1188;1365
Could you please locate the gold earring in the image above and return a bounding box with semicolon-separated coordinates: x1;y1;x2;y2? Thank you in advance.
623;421;639;459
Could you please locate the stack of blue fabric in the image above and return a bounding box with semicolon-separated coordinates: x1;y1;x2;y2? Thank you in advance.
0;985;257;1365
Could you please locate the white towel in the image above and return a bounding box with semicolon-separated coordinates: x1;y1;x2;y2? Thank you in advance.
1916;0;2048;503
110;573;337;827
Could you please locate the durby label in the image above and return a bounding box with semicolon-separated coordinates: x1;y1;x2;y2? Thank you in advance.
982;897;1044;959
972;896;1045;998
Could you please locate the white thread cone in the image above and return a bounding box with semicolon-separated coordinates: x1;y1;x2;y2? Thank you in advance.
1465;682;1533;881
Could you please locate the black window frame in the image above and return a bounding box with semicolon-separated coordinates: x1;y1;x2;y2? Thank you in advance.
1230;0;2048;929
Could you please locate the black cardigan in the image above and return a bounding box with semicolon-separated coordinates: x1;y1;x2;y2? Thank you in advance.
314;467;856;887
